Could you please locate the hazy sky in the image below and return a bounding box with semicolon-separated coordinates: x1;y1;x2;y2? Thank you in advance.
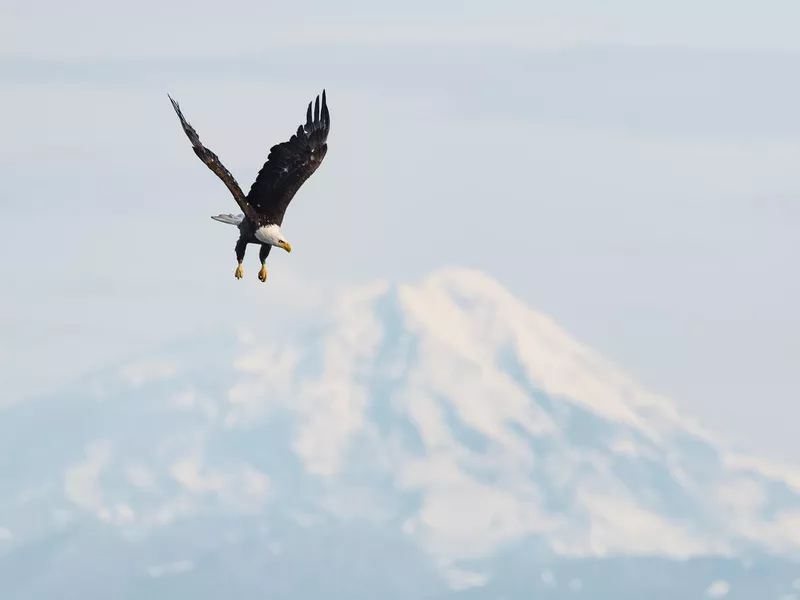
1;1;799;462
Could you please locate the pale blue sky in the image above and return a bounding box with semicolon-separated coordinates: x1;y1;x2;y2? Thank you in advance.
1;1;799;462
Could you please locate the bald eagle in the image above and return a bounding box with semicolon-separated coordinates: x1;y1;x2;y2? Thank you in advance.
168;90;331;282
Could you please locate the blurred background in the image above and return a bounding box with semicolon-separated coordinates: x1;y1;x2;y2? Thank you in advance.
2;1;800;598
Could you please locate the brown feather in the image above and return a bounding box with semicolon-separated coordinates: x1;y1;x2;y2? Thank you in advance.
168;95;259;223
245;90;331;226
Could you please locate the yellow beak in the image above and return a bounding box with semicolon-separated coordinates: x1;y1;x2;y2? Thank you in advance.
278;241;292;253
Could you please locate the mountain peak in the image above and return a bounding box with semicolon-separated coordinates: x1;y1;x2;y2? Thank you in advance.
360;268;689;438
3;268;800;598
413;266;520;299
257;269;800;560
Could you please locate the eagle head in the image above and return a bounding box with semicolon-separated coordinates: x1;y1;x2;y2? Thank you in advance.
254;224;292;253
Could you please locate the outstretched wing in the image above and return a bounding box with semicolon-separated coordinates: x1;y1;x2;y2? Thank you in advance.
168;95;258;222
246;90;331;226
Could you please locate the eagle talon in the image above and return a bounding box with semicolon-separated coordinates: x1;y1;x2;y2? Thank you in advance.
258;266;268;282
235;264;243;279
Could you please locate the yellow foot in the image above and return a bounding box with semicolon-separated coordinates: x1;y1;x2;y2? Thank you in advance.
235;264;243;279
258;265;268;282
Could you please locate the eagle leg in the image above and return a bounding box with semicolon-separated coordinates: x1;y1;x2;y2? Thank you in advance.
258;244;271;282
235;238;247;280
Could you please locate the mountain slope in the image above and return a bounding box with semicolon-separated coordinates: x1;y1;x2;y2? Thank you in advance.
2;267;800;598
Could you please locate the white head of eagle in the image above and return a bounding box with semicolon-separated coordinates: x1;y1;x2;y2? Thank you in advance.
254;223;292;253
168;89;330;281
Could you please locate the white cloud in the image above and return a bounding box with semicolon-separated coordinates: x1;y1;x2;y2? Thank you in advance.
145;497;196;526
442;566;489;591
170;391;198;409
170;454;227;494
705;580;730;598
169;454;270;512
64;441;112;511
238;466;270;505
608;437;658;459
147;560;195;578
126;465;156;490
0;527;12;541
98;503;135;525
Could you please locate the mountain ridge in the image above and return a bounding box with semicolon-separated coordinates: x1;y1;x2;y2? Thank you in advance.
2;266;800;598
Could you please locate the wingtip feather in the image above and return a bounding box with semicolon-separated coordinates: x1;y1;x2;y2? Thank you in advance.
321;89;330;127
168;94;182;116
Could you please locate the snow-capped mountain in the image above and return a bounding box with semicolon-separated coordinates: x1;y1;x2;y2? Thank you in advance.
2;268;800;599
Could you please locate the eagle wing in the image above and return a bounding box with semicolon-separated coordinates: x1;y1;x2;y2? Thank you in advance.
168;95;259;223
245;90;331;226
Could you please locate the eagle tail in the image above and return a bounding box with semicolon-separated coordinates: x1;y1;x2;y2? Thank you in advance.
210;213;244;226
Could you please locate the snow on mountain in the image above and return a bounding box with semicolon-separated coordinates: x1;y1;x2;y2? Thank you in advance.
2;267;800;598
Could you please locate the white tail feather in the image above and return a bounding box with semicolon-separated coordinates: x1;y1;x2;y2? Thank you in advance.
210;213;244;226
